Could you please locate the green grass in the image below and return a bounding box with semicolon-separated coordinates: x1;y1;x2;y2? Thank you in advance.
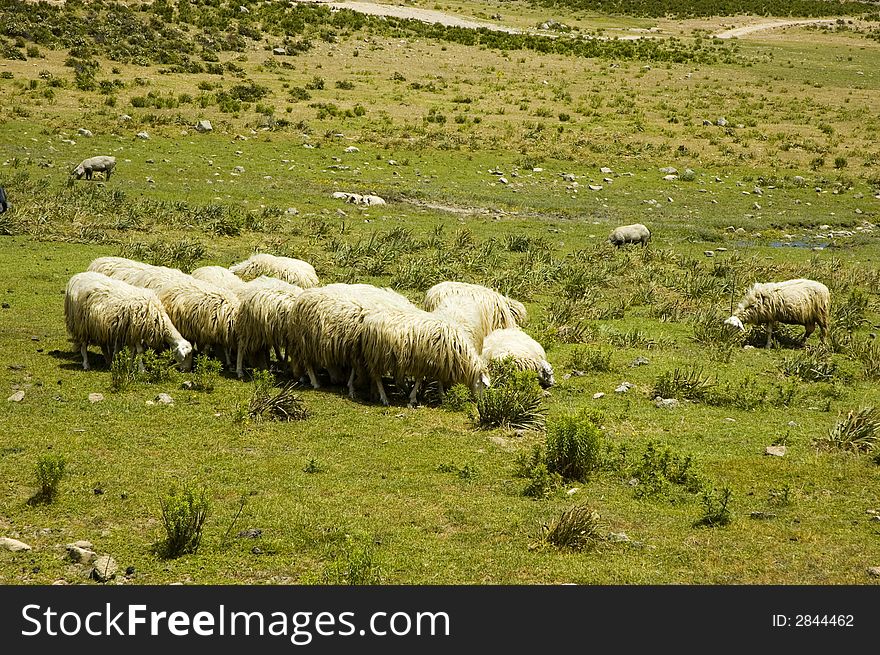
1;1;880;585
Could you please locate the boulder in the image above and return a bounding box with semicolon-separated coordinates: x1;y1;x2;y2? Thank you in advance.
195;120;213;133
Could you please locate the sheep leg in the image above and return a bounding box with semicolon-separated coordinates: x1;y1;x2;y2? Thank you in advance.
803;323;816;343
236;344;246;379
347;368;358;400
375;376;390;406
273;345;284;364
224;347;233;367
135;343;146;373
79;343;90;371
765;322;774;348
438;381;446;399
408;378;422;408
307;366;321;389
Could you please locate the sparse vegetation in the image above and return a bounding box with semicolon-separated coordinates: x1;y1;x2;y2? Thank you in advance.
159;482;209;558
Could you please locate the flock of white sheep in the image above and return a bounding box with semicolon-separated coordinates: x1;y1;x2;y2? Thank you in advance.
64;253;555;406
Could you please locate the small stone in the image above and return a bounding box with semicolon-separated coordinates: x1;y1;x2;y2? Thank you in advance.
499;177;508;185
566;488;579;496
344;146;359;153
787;421;798;427
600;167;613;174
715;247;727;252
630;356;650;367
73;540;93;549
7;391;24;402
561;173;575;182
233;165;245;174
716;117;728;127
588;184;603;191
91;555;118;582
614;382;634;394
663;174;678;181
743;345;756;350
238;528;263;539
653;397;679;409
154;393;173;406
659;167;677;174
750;511;777;520
608;532;630;543
285;207;299;215
592;392;605;399
532;167;543;172
88;393;104;403
66;544;98;564
77;128;93;138
181;381;194;390
119;114;132;122
867;566;880;578
136;131;149;140
764;445;786;457
704;250;715;257
0;537;32;552
52;580;68;585
272;47;287;56
251;546;263;555
724;418;736;422
195;120;213;133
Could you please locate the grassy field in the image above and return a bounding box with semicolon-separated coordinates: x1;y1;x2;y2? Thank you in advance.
1;0;879;585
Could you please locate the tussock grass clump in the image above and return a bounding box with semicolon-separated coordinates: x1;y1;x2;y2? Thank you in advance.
533;504;605;552
779;347;838;383
159;483;209;558
849;338;880;381
247;371;308;422
652;366;714;401
545;409;604;482
475;359;546;431
515;445;562;499
29;453;66;505
832;290;868;333
566;346;612;373
320;536;384;585
190;354;221;392
694;486;734;528
819;406;880;453
122;237;206;271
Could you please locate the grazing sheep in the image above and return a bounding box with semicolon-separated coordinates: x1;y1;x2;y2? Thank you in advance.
288;283;415;397
192;265;247;292
608;223;651;247
87;256;154;283
72;155;117;181
121;268;239;366
481;328;555;387
361;306;490;407
724;278;830;348
235;277;304;378
424;281;527;348
230;253;320;288
64;272;192;371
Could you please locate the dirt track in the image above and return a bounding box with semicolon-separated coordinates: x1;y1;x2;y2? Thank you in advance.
714;19;837;39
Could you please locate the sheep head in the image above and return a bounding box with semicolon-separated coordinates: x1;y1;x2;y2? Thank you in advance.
724;315;745;331
538;362;555;388
173;341;194;371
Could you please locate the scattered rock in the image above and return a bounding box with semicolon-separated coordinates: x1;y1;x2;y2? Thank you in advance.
704;250;715;257
867;566;880;578
750;511;777;520
119;114;132;122
7;391;24;402
716;117;729;127
88;393;104;403
614;382;634;394
659;166;677;174
0;537;32;552
272;47;287;56
195;120;213;133
663;174;678;181
566;488;579;496
792;175;805;187
592;392;605;399
344;146;359;153
91;555;118;582
608;532;630;543
285;207;299;215
715;247;728;252
653;397;679;409
238;528;263;539
181;381;194;390
764;445;786;457
136;131;150;140
498;177;509;185
561;173;575;182
77;128;93;138
239;5;249;13
588;184;603;191
52;580;68;585
66;544;98;564
630;356;650;367
743;344;756;350
600;167;613;174
154;393;174;406
233;165;245;174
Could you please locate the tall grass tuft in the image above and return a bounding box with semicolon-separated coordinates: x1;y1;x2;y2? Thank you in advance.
819;406;880;453
694;486;734;527
533;504;605;551
652;366;714;401
565;346;612;372
159;483;209;558
29;453;66;505
545;409;604;481
320;536;384;585
110;347;138;392
190;354;221;392
247;371;308;422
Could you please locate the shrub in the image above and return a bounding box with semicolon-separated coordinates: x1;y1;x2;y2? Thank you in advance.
819;406;880;453
190;354;221;392
475;359;545;430
32;454;66;504
159;483;209;558
566;346;612;372
694;486;734;527
110;347;138;392
140;349;177;384
247;371;308;422
533;504;605;551
779;347;837;382
545;409;604;481
631;442;703;499
442;384;473;412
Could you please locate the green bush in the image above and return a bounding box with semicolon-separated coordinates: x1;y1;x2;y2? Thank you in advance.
320;536;383;585
695;486;734;527
190;354;221;392
565;346;612;372
32;453;66;504
545;409;604;481
442;384;473;412
475;359;545;430
159;483;209;558
110;347;138;392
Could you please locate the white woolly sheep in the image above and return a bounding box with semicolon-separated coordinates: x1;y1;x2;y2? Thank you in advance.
72;156;117;181
608;223;651;247
192;265;248;292
724;278;830;348
288;283;415;397
64;272;192;371
481;328;555;387
230;253;320;288
87;256;154;283
360;306;490;407
235;277;304;378
424;281;527;349
125;268;240;366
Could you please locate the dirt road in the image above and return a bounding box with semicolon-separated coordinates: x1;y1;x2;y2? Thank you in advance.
714;19;837;39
